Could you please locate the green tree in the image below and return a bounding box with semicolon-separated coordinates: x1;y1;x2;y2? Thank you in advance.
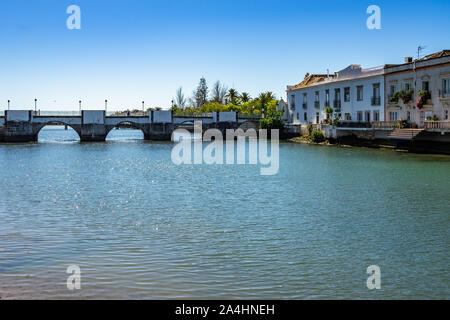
240;92;251;103
225;88;239;105
193;77;209;108
257;92;274;116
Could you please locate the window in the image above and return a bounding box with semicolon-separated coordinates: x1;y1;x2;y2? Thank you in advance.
357;86;364;101
325;90;330;107
422;81;429;92
365;111;371;123
296;113;299;120
290;95;295;109
407;111;411;122
443;79;449;95
405;83;411;91
304;112;308;122
374;111;380;122
445;110;449;120
389;112;398;121
314;91;320;107
357;111;363;121
344;87;350;102
303;93;307;108
372;83;381;105
345;113;352;121
390;85;396;95
335;89;341;101
316;112;320;124
334;89;341;109
373;83;380;97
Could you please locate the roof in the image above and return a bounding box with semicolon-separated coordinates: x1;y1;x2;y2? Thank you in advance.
418;50;450;61
287;65;384;91
287;74;332;91
385;50;450;69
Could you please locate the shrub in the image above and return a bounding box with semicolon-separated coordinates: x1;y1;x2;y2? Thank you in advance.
310;130;325;143
259;117;284;130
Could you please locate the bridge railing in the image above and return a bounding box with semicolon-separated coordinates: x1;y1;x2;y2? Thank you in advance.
173;112;213;118
238;113;262;120
34;111;82;116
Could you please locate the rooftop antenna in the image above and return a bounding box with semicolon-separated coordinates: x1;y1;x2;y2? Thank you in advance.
417;45;427;60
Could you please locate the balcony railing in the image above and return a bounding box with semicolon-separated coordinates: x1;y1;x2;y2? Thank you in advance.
314;101;320;108
371;96;381;106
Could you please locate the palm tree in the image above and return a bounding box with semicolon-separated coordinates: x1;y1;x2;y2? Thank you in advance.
225;88;239;105
240;92;251;103
258;92;273;117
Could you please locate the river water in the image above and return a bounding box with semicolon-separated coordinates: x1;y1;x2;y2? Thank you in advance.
0;127;448;299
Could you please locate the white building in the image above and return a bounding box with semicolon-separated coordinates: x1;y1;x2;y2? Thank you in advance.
385;50;450;127
276;98;290;122
287;65;385;126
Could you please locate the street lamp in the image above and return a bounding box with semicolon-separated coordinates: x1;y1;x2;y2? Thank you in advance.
105;100;108;114
34;99;37;114
79;100;82;114
142;101;145;112
7;100;10;110
171;100;174;108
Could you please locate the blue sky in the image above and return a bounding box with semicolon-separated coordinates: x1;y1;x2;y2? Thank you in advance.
0;0;449;111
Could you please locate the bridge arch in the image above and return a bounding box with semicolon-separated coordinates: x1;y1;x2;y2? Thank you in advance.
35;121;81;141
105;121;147;140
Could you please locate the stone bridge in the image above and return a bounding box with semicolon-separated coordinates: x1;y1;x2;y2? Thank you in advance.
0;110;260;142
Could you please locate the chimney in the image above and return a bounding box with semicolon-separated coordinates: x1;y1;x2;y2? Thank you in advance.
404;57;413;63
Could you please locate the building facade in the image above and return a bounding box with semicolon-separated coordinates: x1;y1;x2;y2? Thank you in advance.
286;50;450;129
286;65;385;126
385;51;450;127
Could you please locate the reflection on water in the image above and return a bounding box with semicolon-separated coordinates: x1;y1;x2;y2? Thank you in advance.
0;128;449;299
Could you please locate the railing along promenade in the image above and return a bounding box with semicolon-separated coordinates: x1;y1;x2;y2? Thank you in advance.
424;121;450;130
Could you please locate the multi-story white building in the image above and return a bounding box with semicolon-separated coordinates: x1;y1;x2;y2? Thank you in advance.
385;50;450;127
286;65;385;126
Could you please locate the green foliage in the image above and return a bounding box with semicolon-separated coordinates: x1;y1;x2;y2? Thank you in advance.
259;117;284;130
398;89;414;103
324;106;334;115
310;130;325;143
390;92;400;103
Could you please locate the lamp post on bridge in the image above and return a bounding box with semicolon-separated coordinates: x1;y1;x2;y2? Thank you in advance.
79;100;82;114
105;100;108;115
142;101;145;112
34;99;37;115
7;100;10;111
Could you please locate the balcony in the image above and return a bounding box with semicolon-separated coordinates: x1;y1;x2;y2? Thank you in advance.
302;103;307;109
333;100;341;111
314;101;320;108
388;94;399;104
371;96;381;106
